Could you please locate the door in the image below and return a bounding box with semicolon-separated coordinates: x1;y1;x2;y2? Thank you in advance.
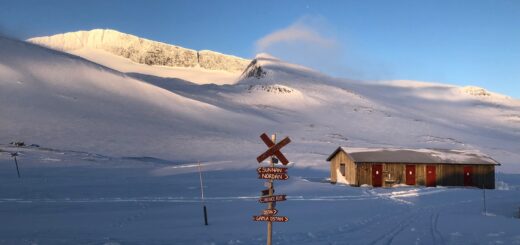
426;165;436;187
372;164;383;187
405;165;416;185
464;166;473;186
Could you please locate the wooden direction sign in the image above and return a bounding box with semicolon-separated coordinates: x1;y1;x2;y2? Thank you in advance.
261;189;274;196
253;215;289;223
262;209;278;216
257;167;287;174
257;133;291;165
258;173;289;180
259;195;287;203
259;133;290;165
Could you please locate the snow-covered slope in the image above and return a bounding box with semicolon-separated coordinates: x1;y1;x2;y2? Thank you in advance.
160;53;520;171
27;29;250;84
0;36;267;160
2;36;520;245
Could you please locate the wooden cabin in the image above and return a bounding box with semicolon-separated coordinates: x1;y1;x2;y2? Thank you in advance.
327;147;499;189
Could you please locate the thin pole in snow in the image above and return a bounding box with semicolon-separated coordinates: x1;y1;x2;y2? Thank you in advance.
482;187;487;215
11;152;20;178
198;161;208;225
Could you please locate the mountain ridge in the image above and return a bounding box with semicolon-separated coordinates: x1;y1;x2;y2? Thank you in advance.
27;29;250;73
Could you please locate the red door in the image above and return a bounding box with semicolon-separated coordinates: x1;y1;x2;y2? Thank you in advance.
426;165;436;187
464;166;473;186
372;164;383;187
405;165;416;185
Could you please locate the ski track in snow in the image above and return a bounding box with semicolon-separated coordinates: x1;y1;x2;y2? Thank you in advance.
275;191;489;245
430;211;444;245
110;201;152;231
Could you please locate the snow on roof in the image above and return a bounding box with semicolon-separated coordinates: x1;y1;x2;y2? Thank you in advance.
326;147;500;165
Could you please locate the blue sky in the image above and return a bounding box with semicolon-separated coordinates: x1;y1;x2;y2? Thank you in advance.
1;0;519;98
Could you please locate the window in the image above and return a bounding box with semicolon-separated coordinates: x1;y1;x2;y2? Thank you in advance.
340;163;346;176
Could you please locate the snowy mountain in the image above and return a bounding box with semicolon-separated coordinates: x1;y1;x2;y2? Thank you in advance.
236;54;520;170
27;29;250;84
2;34;520;244
0;36;268;160
3;35;520;170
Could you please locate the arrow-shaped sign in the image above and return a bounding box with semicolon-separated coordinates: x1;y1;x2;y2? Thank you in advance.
253;215;288;222
258;173;289;180
261;189;275;196
259;195;287;203
257;167;287;174
262;209;278;216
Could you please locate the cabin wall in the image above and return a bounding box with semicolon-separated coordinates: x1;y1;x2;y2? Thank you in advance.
416;164;426;186
330;151;356;185
383;164;405;187
356;163;406;187
437;164;495;189
356;163;372;186
475;165;495;189
353;163;496;189
330;157;336;183
437;165;463;186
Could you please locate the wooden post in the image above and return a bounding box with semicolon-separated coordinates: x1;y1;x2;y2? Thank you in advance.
11;153;20;178
482;187;487;215
14;156;21;178
266;134;276;245
198;162;208;225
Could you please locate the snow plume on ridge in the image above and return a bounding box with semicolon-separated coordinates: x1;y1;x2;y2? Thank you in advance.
255;17;338;51
255;16;344;75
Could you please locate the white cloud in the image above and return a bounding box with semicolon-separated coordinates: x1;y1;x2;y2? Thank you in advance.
254;16;392;80
254;16;344;75
256;20;338;52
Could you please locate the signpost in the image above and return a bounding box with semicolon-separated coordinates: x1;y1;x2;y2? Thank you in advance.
253;215;289;222
262;209;278;216
259;195;287;203
256;135;291;165
253;133;291;245
257;167;287;174
258;133;290;165
258;173;289;180
261;189;271;196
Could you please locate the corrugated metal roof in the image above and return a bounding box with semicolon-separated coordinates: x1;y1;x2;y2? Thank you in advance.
326;147;500;165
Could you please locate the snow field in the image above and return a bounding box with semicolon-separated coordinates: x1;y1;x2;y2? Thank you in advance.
1;146;520;244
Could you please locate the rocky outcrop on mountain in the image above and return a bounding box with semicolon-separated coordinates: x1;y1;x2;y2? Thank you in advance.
27;29;249;72
240;58;267;79
461;86;492;96
247;84;295;94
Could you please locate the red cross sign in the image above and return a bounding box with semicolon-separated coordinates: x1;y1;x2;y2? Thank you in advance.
256;133;291;165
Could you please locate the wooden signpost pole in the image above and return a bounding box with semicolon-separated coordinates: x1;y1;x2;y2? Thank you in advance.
253;132;290;244
266;134;276;245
